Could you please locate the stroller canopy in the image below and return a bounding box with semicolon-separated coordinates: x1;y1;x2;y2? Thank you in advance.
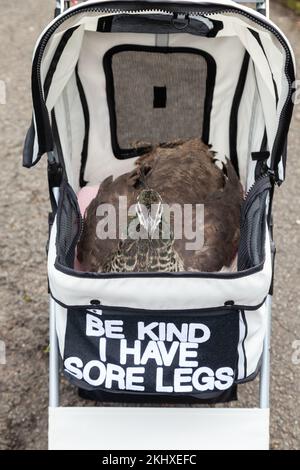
24;0;295;189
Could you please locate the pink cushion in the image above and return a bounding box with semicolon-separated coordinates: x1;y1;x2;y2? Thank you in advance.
77;185;99;216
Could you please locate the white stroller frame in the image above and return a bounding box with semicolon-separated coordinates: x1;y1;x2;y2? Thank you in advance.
45;0;276;450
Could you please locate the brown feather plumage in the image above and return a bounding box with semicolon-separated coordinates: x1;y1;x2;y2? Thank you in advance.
77;139;243;272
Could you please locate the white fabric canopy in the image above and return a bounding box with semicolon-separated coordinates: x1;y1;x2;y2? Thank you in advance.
27;0;294;190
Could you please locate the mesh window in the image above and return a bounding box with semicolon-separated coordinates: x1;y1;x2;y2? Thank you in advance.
56;182;82;268
238;177;272;271
104;46;216;158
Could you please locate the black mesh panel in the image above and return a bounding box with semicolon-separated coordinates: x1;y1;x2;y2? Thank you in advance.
104;46;216;158
238;177;272;271
56;182;82;268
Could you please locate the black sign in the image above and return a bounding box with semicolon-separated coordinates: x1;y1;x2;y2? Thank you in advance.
63;307;239;397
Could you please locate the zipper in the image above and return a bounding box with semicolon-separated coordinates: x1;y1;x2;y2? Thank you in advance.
60;182;84;262
70;208;83;261
71;194;83;260
34;2;294;173
242;173;272;219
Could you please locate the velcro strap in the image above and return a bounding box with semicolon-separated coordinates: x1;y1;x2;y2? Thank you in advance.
251;151;270;161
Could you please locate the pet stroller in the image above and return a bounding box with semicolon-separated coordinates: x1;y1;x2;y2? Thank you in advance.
24;0;296;449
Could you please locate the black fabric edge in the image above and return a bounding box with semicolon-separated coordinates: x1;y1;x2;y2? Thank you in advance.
23;119;36;168
103;44;217;159
54;256;266;280
229;51;250;178
254;129;269;179
206;18;223;38
49;289;267;313
55;182;68;267
250;29;279;105
31;39;53;161
48;111;65;214
66;303;241;315
236;356;262;384
249;29;295;181
270;78;295;181
202;48;216;144
28;26;79;166
97;15;114;31
77;385;237;404
51;111;66;172
241;310;248;378
43;26;79;100
75;65;90;188
55;180;83;268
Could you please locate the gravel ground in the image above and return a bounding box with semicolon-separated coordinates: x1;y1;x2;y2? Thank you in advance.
0;1;299;450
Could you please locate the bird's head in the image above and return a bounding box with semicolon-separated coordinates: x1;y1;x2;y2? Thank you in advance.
135;189;163;237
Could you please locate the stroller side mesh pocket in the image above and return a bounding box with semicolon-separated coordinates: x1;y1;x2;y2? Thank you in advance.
56;181;82;269
238;175;272;271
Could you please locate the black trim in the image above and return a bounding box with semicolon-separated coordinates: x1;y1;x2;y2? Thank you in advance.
54;256;266;280
252;151;270;162
250;29;279;105
23;119;36;168
254;129;268;180
78;385;236;404
103;44;216;159
47;112;64;214
44;26;79;100
52;299;242;315
229;51;250;178
249;28;295;181
97;15;114;31
29;25;79;165
241;310;248;378
50;289;267;312
55;180;83;268
75;65;90;188
236;357;261;384
269;228;276;296
51;111;65;172
281;137;288;182
31;47;54;163
260;128;268;151
206;18;223;37
271;62;295;180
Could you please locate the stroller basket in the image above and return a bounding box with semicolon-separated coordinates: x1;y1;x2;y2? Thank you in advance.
24;0;295;402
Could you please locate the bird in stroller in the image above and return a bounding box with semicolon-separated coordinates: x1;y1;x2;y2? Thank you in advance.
102;188;185;273
77;138;243;273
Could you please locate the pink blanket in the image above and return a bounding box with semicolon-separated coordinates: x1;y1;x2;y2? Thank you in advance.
77;185;99;217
